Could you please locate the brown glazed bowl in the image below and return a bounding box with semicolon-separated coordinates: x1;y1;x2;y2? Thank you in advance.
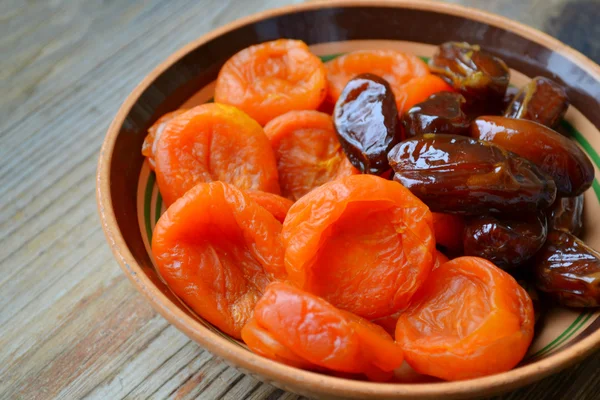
97;0;600;398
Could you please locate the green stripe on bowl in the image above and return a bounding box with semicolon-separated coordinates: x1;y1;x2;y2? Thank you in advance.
528;311;592;360
155;191;163;225
319;53;343;62
562;120;600;169
593;179;600;200
144;172;156;243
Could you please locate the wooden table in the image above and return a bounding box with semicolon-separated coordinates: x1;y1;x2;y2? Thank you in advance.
2;0;599;399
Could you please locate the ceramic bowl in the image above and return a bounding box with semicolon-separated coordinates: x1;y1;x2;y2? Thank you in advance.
97;1;600;398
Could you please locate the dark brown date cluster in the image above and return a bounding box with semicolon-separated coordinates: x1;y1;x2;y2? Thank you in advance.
333;41;599;311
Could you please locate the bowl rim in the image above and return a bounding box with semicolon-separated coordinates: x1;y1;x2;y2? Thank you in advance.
96;0;600;398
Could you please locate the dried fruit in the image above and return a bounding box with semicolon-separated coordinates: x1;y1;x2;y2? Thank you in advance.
389;134;557;215
333;73;399;174
396;257;534;380
152;182;285;338
264;110;357;200
215;39;327;125
471;116;594;196
283;175;435;319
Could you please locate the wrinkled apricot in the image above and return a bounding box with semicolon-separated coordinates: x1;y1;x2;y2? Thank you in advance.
154;103;280;206
152;182;285;339
325;49;429;105
245;190;293;224
250;282;403;375
396;257;534;381
283;174;435;319
142;109;188;170
264;110;357;200
432;212;465;253
214;39;327;125
241;317;316;370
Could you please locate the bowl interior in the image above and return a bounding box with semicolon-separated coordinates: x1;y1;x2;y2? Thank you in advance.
100;2;600;398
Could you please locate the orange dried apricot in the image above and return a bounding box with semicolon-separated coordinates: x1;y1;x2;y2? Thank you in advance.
396;74;454;114
264;110;358;200
249;282;403;375
241;317;316;370
152;181;285;339
396;256;534;380
245;190;293;223
325;50;429;104
433;249;450;269
283;175;435;319
214;39;327;125
142;109;188;170
432;212;465;253
154;103;280;206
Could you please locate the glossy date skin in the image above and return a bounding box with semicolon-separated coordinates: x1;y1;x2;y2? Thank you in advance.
504;77;569;129
334;73;399;175
548;195;584;236
388;134;557;215
535;230;600;307
429;42;510;115
401;92;470;138
471;116;594;196
463;213;548;270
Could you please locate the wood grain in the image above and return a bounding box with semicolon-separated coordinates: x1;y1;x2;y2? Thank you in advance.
1;0;598;399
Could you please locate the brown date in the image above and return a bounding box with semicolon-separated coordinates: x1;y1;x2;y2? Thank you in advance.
548;195;584;236
334;73;399;175
502;86;520;111
471;116;594;196
401;92;470;138
463;213;548;270
388;134;557;215
429;42;510;115
504;76;569;129
535;230;600;307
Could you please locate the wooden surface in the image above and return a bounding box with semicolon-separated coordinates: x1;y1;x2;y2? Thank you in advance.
1;0;599;399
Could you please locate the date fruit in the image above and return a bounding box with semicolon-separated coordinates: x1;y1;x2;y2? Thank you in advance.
472;116;594;196
463;213;548;269
401;92;470;138
504;76;569;129
535;230;600;307
502;86;520;111
429;42;510;115
548;195;584;236
388;134;557;215
334;73;399;175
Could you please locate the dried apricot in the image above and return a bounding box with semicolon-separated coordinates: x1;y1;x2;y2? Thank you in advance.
396;74;454;114
432;212;465;253
264;110;357;200
245;190;293;223
214;39;327;125
433;249;450;269
154;103;280;206
152;182;285;339
283;174;435;319
241;317;316;369
142;109;188;170
396;257;534;380
251;282;403;375
325;49;429;105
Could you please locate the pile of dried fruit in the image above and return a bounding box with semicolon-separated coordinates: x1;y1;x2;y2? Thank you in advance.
143;39;599;381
